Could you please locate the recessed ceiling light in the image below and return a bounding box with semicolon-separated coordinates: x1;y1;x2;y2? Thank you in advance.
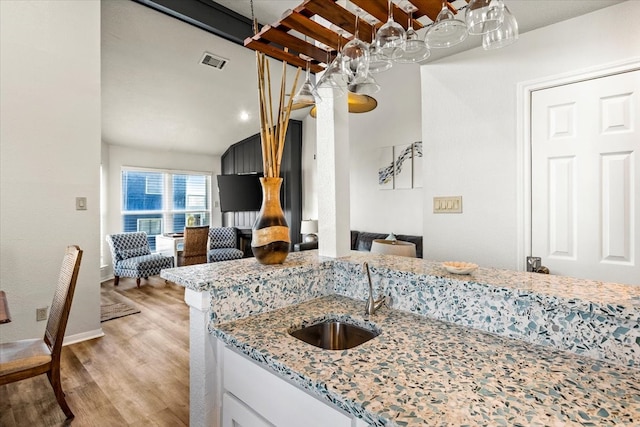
240;111;249;121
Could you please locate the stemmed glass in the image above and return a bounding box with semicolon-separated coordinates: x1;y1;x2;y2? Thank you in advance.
466;0;505;35
315;42;348;98
424;0;468;49
341;15;369;83
292;55;319;108
367;19;393;73
348;72;381;95
482;5;518;50
374;0;406;59
393;6;430;63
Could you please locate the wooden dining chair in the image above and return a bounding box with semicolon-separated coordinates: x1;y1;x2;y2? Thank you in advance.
177;225;209;266
0;245;83;419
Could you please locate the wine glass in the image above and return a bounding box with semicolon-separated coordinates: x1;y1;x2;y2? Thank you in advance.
393;7;430;63
374;0;406;59
341;15;369;83
424;0;468;49
482;5;518;50
348;71;381;96
315;49;347;98
367;19;393;73
292;56;319;108
466;0;505;35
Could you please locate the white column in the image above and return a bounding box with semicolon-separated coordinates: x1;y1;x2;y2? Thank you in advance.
184;288;221;427
316;87;351;258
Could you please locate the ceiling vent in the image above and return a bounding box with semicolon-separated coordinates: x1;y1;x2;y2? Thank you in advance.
200;52;228;70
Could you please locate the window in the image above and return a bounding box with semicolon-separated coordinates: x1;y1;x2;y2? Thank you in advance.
137;218;162;236
121;168;212;250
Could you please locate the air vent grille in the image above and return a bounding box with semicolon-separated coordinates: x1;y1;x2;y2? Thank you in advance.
200;52;227;70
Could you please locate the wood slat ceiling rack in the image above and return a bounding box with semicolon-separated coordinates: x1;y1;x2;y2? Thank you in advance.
244;0;459;73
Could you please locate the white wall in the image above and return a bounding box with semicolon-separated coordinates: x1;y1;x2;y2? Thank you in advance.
301;61;424;237
301;117;318;221
421;1;640;269
0;1;102;342
349;65;424;236
102;143;219;277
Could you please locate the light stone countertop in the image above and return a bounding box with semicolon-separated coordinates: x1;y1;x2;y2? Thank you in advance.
161;250;640;309
161;251;640;425
214;294;640;427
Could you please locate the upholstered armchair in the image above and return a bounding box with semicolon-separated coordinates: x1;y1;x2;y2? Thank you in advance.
207;227;244;263
106;231;174;287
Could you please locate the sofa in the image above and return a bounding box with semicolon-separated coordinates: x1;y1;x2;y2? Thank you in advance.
294;230;423;258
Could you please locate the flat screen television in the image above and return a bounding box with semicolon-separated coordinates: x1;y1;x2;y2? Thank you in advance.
217;173;263;212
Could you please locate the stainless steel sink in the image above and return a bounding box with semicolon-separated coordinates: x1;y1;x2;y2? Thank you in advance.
289;320;379;350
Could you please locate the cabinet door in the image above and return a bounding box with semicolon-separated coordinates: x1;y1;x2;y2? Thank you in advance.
224;347;353;427
222;393;274;427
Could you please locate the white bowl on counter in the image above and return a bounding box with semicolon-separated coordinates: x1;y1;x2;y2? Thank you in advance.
443;261;478;275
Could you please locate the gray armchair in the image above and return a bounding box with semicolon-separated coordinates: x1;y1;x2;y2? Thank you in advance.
106;231;174;287
207;227;244;263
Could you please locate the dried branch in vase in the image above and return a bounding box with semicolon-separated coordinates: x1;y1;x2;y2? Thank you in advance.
255;51;302;178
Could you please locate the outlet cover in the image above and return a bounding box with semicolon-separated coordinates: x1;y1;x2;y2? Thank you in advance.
36;307;48;321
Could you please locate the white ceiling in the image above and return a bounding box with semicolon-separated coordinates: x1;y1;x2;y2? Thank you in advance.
101;0;623;156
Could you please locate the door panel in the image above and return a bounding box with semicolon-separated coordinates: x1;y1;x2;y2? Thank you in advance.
548;156;576;258
602;152;632;263
532;70;640;285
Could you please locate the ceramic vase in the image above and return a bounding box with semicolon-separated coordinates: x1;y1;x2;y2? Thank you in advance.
251;177;290;264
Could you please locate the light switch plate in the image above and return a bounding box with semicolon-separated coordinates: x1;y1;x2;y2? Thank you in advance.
76;197;87;210
433;196;462;213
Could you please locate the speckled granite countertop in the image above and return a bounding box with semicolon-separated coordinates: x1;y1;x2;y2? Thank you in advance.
162;251;640;367
161;251;640;308
215;294;640;427
161;251;331;292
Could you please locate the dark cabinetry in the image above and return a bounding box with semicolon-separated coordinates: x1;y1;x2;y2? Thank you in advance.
220;120;303;249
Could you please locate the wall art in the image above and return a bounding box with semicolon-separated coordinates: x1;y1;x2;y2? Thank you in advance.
393;144;413;189
378;146;394;190
412;141;423;188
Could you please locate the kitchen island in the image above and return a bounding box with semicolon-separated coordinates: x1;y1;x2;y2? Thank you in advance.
161;251;640;426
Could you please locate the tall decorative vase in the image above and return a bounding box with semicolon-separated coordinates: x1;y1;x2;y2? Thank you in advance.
252;177;290;264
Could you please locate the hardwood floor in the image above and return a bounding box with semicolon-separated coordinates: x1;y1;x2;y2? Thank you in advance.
0;277;190;427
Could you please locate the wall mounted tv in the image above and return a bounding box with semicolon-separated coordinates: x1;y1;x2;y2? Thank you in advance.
216;173;263;213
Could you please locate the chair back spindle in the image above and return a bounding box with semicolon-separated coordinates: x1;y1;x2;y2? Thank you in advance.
45;246;82;360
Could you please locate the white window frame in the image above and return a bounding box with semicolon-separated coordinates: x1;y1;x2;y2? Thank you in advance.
120;166;213;235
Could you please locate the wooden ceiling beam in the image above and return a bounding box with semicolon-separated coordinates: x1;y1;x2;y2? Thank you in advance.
408;0;459;22
243;38;324;73
351;0;423;30
243;0;458;72
297;0;375;43
279;10;348;53
258;25;331;65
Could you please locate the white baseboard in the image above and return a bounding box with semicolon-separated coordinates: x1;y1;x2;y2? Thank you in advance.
63;328;104;346
100;270;113;283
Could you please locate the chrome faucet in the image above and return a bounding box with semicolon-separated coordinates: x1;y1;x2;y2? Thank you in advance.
363;262;386;315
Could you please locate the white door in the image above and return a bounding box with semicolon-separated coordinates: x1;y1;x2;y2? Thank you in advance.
531;69;640;285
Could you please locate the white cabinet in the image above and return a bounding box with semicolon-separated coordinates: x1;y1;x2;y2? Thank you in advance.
156;235;183;266
222;393;273;427
222;347;368;427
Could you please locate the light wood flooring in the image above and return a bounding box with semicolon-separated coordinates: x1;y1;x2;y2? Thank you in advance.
0;277;190;427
